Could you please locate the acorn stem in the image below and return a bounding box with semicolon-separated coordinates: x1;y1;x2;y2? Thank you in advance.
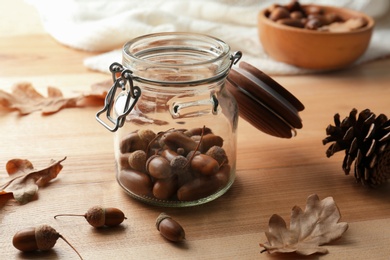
146;128;174;156
184;125;205;168
54;214;85;219
59;234;83;260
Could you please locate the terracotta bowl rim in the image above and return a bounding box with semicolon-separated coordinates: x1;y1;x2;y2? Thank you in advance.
259;4;375;35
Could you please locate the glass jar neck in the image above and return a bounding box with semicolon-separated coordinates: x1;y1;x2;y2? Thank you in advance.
122;32;232;87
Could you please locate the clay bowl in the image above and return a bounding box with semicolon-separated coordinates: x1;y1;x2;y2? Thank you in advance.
258;4;375;70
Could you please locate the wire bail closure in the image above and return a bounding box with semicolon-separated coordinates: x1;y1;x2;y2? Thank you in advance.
230;51;242;69
97;51;240;132
96;62;141;132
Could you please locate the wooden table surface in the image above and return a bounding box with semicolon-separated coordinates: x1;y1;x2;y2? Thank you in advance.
1;2;390;259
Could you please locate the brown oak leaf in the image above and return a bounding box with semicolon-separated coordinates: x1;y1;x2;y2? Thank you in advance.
0;81;110;115
0;157;66;204
260;194;348;255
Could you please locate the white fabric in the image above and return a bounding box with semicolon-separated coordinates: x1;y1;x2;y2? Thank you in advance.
27;0;390;75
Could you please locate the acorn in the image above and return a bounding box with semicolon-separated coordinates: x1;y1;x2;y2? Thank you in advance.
156;213;185;242
54;206;127;228
12;224;83;259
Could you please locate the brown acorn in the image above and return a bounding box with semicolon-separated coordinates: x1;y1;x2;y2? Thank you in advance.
156;213;185;242
323;108;390;187
54;206;127;227
13;225;83;259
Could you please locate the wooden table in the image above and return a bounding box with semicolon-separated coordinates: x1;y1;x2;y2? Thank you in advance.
1;4;390;260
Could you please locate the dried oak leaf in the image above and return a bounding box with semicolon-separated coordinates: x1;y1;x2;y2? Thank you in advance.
0;157;66;204
0;82;79;115
260;194;348;255
76;79;111;107
0;81;109;115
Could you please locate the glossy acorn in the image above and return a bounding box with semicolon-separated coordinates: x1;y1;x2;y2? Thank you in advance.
156;213;186;242
54;206;127;228
12;224;82;259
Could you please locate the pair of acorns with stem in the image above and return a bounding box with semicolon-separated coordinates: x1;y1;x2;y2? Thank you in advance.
13;206;185;259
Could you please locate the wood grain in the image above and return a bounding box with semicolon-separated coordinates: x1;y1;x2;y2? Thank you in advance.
1;33;390;259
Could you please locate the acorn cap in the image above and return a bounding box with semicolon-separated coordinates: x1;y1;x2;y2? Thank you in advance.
86;206;106;227
35;225;59;251
226;61;304;138
155;213;170;231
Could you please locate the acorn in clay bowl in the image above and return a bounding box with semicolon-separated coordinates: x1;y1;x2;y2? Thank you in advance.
258;0;375;70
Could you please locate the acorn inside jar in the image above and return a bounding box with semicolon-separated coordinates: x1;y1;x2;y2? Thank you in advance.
118;127;231;204
97;33;240;207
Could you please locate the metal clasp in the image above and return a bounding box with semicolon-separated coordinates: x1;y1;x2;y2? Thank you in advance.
230;51;242;69
96;63;141;132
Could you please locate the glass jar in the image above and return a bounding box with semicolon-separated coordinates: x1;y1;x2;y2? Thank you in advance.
97;32;241;207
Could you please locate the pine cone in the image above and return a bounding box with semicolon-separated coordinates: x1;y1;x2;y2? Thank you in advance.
323;108;390;187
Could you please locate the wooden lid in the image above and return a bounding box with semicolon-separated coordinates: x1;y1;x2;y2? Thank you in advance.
226;61;304;138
